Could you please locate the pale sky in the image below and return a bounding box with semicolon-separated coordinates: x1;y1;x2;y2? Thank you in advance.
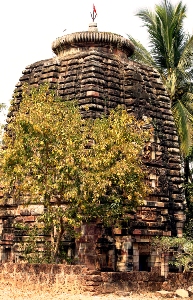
0;0;193;123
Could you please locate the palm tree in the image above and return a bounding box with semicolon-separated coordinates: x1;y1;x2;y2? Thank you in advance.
128;0;193;161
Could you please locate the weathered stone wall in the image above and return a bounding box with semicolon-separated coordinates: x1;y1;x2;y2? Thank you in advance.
0;263;87;293
0;263;193;294
2;28;186;271
8;46;185;239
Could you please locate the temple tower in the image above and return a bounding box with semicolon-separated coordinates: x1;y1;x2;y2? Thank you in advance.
1;23;185;271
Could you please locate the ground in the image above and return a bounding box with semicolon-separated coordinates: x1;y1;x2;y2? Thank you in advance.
0;283;180;300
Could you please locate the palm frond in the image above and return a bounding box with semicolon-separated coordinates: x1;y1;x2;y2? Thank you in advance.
181;93;193;115
136;1;187;71
128;0;193;157
127;35;157;68
172;98;193;156
178;35;193;73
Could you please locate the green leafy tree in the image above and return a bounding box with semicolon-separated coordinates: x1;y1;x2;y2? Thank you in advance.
0;103;7;140
0;84;151;262
128;0;193;159
152;236;193;272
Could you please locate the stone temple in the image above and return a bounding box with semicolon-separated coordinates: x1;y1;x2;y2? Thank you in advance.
0;22;185;272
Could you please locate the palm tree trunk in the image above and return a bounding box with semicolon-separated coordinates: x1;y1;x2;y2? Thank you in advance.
184;157;190;185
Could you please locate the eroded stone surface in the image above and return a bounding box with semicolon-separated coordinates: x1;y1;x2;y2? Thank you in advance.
0;27;185;271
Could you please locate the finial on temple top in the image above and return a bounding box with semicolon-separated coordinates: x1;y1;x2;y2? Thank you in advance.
90;4;97;22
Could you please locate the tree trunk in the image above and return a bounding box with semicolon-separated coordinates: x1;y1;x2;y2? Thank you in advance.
184;157;191;204
53;217;64;262
184;157;190;185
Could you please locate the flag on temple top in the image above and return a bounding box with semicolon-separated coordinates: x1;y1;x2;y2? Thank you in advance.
93;4;97;15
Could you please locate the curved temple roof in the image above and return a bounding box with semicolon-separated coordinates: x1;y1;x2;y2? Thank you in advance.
52;30;135;57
